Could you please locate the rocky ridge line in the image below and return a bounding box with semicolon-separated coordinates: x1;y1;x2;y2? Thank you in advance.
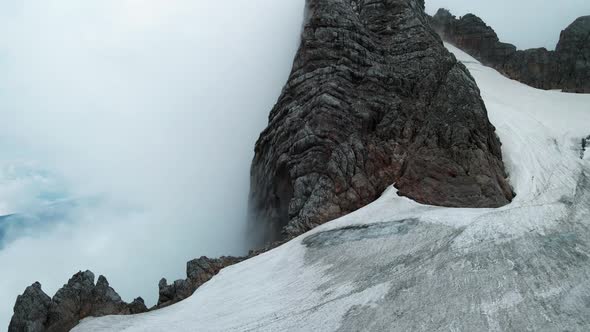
9;255;247;332
9;271;147;332
249;0;514;242
430;9;590;93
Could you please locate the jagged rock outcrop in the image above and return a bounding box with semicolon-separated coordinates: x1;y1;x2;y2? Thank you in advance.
9;271;147;332
249;0;514;241
557;16;590;93
156;256;244;308
430;10;517;67
431;9;590;93
10;256;250;331
8;283;51;332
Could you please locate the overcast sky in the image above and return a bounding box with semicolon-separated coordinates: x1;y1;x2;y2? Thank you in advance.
426;0;590;50
0;0;588;329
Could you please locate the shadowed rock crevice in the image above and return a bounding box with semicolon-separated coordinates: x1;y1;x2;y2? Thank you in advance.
249;0;514;242
430;9;590;93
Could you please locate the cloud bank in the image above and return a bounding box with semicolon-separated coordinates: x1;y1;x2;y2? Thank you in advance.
0;0;303;327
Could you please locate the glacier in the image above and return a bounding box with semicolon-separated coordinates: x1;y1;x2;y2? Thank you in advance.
73;44;590;331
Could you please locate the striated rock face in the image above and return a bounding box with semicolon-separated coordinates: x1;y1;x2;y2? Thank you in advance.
8;283;51;332
431;9;590;93
156;256;244;308
9;271;147;332
249;0;514;241
502;47;559;90
556;16;590;93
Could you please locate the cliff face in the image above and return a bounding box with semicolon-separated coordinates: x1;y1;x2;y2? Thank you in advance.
431;9;590;93
557;16;590;93
249;0;513;241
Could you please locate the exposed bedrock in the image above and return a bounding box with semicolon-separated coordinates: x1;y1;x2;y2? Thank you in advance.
9;256;245;332
430;9;590;93
557;16;590;93
9;271;147;332
249;0;514;241
156;256;244;308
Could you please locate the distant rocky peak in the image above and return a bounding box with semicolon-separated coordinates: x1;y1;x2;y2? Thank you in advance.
430;9;590;93
557;15;590;53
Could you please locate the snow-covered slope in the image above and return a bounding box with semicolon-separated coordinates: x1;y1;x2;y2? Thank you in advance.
74;44;590;332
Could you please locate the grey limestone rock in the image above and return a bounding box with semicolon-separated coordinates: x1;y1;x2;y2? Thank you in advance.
431;9;590;93
10;257;247;331
556;16;590;93
127;297;148;315
249;0;514;242
8;283;51;332
9;271;148;332
156;256;244;308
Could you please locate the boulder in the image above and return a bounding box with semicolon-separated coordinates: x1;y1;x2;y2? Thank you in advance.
10;257;247;331
127;298;148;315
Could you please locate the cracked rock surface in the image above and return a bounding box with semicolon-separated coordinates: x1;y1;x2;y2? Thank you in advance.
249;0;513;241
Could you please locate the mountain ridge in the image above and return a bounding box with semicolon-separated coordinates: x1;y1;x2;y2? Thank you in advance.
11;0;590;332
430;9;590;93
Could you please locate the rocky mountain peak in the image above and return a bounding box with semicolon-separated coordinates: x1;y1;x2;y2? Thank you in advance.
249;0;514;242
556;15;590;92
8;283;52;332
